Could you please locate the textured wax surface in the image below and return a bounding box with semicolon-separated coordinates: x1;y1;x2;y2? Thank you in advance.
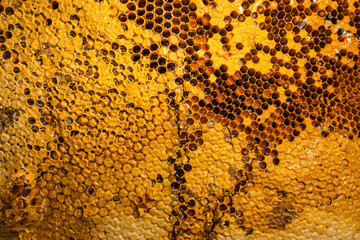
0;0;360;239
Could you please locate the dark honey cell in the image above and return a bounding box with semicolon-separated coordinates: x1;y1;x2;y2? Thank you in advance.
2;50;11;60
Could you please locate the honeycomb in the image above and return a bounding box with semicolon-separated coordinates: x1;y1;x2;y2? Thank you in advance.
0;0;360;239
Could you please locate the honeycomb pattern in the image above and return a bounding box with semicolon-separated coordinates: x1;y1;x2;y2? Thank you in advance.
0;0;360;239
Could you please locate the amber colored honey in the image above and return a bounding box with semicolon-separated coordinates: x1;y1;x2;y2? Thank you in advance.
0;0;360;239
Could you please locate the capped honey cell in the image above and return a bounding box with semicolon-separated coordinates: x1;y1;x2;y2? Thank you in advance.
1;0;360;239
